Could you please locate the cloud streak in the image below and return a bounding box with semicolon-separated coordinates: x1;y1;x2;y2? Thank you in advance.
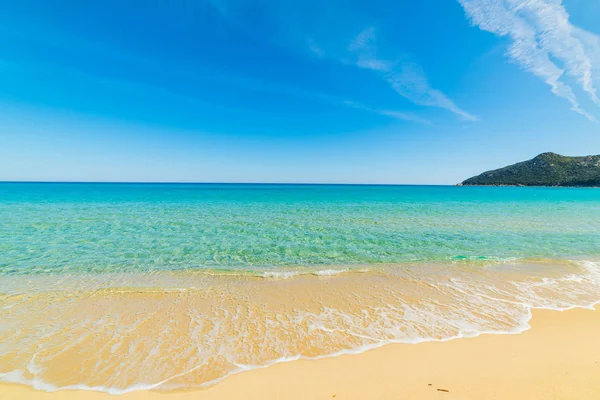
343;100;433;126
458;0;600;122
348;27;478;121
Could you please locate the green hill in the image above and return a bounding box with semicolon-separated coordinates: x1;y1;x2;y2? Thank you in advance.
461;153;600;187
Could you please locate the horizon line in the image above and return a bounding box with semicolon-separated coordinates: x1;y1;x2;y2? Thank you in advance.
0;180;458;186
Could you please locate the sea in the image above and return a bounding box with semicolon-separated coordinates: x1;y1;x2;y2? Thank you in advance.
1;183;600;393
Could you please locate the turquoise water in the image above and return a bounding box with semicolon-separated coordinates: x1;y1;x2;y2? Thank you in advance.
2;183;600;275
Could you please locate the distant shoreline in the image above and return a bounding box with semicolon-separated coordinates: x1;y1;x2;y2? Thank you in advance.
457;183;600;188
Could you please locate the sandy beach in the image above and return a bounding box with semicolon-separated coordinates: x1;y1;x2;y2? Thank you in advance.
2;305;599;400
4;0;600;395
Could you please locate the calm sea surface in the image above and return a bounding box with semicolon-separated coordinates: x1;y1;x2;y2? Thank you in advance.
2;183;600;275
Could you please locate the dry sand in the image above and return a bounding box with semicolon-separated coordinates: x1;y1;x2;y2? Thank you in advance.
2;306;599;400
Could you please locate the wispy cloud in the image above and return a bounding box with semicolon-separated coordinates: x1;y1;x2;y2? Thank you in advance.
574;27;600;84
386;62;478;121
377;110;433;126
307;38;325;58
343;100;433;126
458;0;600;122
347;27;478;121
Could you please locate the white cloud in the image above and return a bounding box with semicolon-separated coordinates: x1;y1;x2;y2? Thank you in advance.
343;100;433;126
307;38;325;58
573;27;600;84
348;27;377;53
356;58;394;72
377;110;434;126
458;0;600;122
348;28;478;121
386;63;478;121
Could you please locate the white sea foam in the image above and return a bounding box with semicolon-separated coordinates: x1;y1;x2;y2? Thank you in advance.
312;269;349;276
260;271;302;279
260;267;359;278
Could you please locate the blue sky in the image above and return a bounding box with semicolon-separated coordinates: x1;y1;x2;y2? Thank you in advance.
1;0;599;184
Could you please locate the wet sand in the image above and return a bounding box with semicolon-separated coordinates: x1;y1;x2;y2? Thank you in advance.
2;306;599;400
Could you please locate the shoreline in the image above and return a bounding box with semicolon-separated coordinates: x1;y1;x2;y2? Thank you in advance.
2;305;600;399
3;259;599;393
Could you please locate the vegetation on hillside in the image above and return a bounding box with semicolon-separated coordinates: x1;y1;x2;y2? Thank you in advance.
461;153;600;187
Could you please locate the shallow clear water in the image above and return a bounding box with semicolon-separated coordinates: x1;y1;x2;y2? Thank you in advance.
1;183;600;393
1;183;600;275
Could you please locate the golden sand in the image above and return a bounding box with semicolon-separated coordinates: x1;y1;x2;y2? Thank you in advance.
1;306;599;400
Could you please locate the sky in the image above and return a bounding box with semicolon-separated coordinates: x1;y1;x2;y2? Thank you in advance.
1;0;600;184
